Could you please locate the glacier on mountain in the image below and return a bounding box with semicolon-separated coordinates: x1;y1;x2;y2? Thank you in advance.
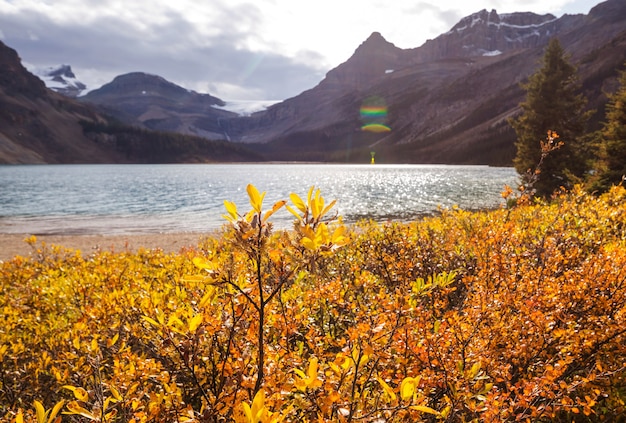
29;64;87;97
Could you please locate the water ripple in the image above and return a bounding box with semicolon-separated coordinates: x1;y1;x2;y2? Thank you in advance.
0;164;518;235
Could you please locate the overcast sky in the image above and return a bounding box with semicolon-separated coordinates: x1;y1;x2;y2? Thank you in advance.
0;0;602;102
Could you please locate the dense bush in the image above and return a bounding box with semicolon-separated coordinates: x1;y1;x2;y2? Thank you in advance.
1;185;625;422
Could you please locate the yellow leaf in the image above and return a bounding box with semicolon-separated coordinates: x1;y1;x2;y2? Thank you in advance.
306;186;315;205
247;184;266;213
224;200;239;222
285;204;304;222
301;237;317;251
34;400;47;423
307;357;319;380
320;199;337;219
410;405;439;415
192;257;214;270
0;344;8;360
329;362;342;375
127;383;139;397
242;402;253;422
310;191;322;219
63;385;89;402
110;386;123;402
105;409;118;420
199;287;216;307
294;358;322;391
263;200;286;221
251;389;266;421
142;315;160;327
63;401;97;420
289;192;307;213
106;333;119;348
400;377;417;401
48;400;65;423
293;368;307;379
188;313;203;333
331;226;347;244
315;223;329;245
377;377;397;403
467;362;481;379
183;275;206;283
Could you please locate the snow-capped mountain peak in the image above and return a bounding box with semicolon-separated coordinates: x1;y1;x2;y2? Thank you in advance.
32;64;87;98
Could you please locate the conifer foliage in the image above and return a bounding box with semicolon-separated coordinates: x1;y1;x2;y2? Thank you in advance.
594;63;626;191
510;38;592;197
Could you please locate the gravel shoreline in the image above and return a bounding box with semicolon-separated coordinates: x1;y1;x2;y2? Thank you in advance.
0;233;211;261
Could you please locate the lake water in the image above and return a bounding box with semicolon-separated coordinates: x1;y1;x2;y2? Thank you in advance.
0;164;518;235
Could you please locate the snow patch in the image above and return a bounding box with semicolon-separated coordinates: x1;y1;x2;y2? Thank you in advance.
28;64;87;96
385;69;395;74
215;100;281;116
452;14;557;34
483;50;503;56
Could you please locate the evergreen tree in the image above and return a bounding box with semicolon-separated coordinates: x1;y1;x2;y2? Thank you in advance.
510;38;592;197
594;64;626;191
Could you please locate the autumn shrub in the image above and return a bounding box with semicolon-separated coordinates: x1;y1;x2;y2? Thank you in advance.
1;185;625;422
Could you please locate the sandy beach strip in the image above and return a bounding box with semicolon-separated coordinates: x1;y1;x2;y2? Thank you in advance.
0;232;212;262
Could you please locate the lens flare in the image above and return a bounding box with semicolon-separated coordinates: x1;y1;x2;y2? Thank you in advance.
360;106;387;119
361;123;391;133
359;96;390;133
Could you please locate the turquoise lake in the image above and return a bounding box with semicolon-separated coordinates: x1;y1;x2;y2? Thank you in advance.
0;164;518;235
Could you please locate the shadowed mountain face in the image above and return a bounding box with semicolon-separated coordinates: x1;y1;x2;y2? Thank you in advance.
0;42;116;163
2;0;625;164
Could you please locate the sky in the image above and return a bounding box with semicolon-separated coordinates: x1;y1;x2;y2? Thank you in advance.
0;0;602;103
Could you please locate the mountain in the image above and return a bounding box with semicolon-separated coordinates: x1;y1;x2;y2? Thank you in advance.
412;10;583;61
4;0;626;164
0;42;263;164
217;0;626;164
80;72;238;140
0;42;116;163
33;64;87;98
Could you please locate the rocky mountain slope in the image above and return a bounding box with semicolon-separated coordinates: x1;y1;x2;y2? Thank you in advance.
0;42;115;163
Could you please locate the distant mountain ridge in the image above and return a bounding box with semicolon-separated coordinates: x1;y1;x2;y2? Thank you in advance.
80;72;237;139
2;0;625;164
416;9;585;60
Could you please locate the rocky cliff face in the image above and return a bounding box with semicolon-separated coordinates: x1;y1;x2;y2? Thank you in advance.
411;10;584;61
0;43;48;98
0;41;114;163
319;32;409;93
80;72;237;139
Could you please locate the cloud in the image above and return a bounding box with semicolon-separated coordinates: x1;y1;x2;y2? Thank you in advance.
0;1;325;100
0;0;600;100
